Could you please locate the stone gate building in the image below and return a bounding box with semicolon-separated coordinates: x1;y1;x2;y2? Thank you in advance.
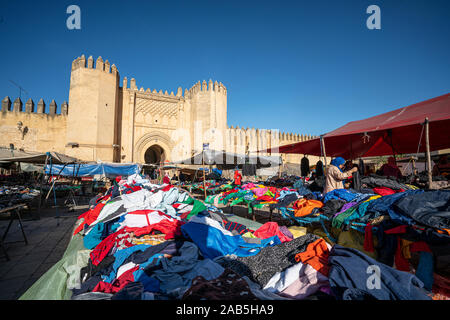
1;55;316;167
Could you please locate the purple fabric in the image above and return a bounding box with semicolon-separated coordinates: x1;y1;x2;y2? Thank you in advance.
333;201;357;218
279;226;294;240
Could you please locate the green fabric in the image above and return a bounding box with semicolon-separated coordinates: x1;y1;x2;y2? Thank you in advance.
19;234;91;300
342;201;372;226
332;206;358;229
182;197;207;220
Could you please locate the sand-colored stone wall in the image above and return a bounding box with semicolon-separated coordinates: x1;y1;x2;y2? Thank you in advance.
0;100;67;154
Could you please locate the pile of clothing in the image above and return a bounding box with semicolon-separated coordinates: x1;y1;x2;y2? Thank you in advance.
59;173;449;300
205;182;302;212
268;178;450;300
0;185;40;209
265;175;303;188
179;180;233;195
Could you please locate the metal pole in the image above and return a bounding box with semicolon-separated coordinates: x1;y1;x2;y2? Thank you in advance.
320;135;328;174
425;118;433;189
37;154;48;219
202;151;207;200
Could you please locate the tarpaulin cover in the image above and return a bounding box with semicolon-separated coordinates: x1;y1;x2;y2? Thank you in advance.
173;149;281;169
0;150;79;164
45;163;141;178
266;93;450;159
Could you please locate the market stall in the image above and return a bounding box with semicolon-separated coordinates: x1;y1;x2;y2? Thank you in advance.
18;172;449;300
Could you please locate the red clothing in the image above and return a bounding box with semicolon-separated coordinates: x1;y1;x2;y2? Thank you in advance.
380;163;402;179
373;187;396;196
254;222;292;243
73;201;107;235
163;176;171;184
90;228;134;266
93;265;139;294
234;171;242;185
363;224;375;252
125;219;185;240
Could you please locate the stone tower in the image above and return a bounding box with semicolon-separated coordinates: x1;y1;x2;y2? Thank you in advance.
65;55;120;162
184;80;228;153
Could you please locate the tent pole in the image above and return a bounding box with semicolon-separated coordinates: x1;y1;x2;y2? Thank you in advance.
37;154;48;219
425;118;433;189
320;135;328;174
202;151;207;200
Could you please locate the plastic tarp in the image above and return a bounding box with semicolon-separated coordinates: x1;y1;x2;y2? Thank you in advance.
0;150;79;164
45;163;141;178
265;93;450;159
19;234;90;300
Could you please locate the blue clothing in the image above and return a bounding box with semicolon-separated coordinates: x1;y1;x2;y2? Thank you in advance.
103;244;151;283
322;189;359;203
361;190;424;225
181;221;281;260
328;245;431;300
83;223;105;249
415;252;434;291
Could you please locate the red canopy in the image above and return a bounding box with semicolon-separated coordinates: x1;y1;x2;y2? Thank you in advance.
267;93;450;159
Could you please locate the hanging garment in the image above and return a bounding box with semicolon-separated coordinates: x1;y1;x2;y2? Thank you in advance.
301;156;310;177
234;170;242;185
359;159;365;176
242;164;257;176
353;170;361;192
316;161;324;177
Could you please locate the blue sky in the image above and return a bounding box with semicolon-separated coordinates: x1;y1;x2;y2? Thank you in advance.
0;0;449;136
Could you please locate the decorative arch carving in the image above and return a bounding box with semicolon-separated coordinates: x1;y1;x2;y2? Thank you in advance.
134;131;175;163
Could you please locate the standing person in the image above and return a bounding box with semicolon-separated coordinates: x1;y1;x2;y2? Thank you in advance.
323;157;358;194
432;155;450;177
379;156;402;179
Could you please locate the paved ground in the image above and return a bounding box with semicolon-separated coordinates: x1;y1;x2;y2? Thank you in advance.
0;200;88;300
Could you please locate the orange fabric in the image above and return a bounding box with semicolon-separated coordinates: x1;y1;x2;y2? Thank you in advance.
295;238;330;276
293;199;324;217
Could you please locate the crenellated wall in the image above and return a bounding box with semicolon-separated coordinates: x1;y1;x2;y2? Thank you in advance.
225;126;318;165
0;54;316;168
65;54;120;162
0;96;68;153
